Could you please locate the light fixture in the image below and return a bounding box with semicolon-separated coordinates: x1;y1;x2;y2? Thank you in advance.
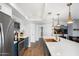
57;13;60;26
67;3;73;24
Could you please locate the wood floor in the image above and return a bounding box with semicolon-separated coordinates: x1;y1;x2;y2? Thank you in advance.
23;42;45;56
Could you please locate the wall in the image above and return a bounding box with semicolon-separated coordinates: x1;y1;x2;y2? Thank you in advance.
27;22;37;47
29;23;35;42
43;23;52;37
35;24;43;41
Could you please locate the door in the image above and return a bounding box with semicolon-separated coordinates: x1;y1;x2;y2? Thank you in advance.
41;26;43;38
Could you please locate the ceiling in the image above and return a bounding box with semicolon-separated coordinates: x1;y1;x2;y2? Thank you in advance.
11;3;79;25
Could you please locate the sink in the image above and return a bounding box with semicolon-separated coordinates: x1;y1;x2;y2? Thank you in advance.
45;38;58;42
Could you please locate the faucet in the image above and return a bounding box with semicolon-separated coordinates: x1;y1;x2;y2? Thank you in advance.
55;31;60;42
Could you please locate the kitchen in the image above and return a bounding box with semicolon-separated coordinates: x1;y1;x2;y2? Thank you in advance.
0;3;79;56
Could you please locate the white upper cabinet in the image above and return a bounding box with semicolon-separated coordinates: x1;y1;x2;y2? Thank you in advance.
0;3;12;16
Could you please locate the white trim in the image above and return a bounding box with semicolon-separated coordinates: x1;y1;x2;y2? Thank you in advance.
9;3;28;20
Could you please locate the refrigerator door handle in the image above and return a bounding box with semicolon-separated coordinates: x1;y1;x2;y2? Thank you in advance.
0;23;4;56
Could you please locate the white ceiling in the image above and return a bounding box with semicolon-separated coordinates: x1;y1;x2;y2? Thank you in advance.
11;3;79;25
13;3;44;21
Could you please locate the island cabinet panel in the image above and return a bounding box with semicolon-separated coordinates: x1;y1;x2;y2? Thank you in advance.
18;37;29;56
69;36;79;42
39;38;51;56
43;40;51;56
24;37;29;48
13;37;29;56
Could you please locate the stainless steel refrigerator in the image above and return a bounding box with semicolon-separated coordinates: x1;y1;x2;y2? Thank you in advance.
0;11;14;56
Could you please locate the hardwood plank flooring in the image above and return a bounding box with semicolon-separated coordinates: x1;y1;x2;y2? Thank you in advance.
23;42;44;56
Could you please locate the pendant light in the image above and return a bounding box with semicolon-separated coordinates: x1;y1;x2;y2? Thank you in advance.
67;3;73;24
57;13;60;26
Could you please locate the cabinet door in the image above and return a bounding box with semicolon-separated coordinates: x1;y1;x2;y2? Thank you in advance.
24;37;28;48
43;41;51;56
44;45;51;56
13;43;18;56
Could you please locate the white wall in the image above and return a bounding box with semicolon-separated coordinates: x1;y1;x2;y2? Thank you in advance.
43;22;53;37
30;23;36;42
35;24;39;41
35;24;43;41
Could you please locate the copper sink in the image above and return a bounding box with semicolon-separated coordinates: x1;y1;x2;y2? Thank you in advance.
45;38;57;42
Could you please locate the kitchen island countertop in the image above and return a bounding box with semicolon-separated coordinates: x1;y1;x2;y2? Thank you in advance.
44;36;79;56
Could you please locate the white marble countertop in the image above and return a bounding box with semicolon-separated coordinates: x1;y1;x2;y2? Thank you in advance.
45;37;79;56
